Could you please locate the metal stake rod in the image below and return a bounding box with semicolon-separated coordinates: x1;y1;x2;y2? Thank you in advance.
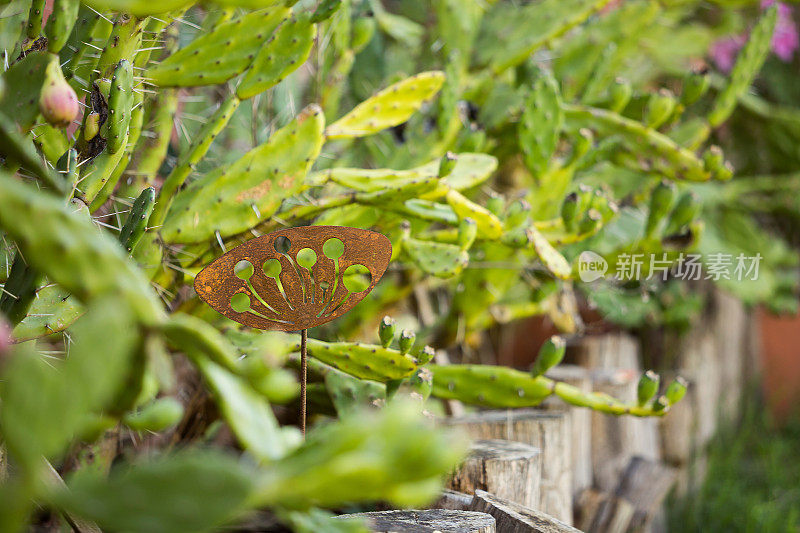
300;328;308;435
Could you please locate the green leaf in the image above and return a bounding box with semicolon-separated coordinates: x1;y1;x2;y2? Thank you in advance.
54;450;256;533
519;68;563;177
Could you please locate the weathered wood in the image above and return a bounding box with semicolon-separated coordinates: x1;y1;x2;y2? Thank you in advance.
543;364;593;496
614;457;677;531
449;439;542;509
576;489;635;533
574;456;676;533
711;289;747;424
436;490;474;511
470;490;582;533
337;509;496;533
573;334;661;492
445;409;573;524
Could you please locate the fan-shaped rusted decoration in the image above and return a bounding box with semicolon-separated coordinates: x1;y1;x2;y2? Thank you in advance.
194;226;392;331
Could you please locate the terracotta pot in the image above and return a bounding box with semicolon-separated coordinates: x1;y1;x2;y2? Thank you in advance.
758;307;800;422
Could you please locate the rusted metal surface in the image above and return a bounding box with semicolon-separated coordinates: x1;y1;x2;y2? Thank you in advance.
194;226;392;332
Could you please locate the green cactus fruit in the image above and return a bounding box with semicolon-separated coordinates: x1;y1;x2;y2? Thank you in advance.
119;187;155;254
44;0;79;53
681;68;710;106
530;335;566;377
325;71;445;139
101;60;134;153
505;198;531;229
379;316;397;348
351;15;376;52
431;364;553;408
438;151;457;178
486;192;505;216
457;217;478;250
446;189;503;239
26;0;45;38
702;145;724;172
162;104;324;244
716;161;734;181
417;345;436;366
645;180;676;237
665;192;700;235
652;395;668;412
609;77;632;113
644;89;676;129
578;209;601;235
148;8;289;87
236;12;316;99
398;329;416;355
84;113;101;141
561;192;579;232
637;370;660;406
39;59;79;129
665;377;688;405
703;146;734;180
122;397;184;432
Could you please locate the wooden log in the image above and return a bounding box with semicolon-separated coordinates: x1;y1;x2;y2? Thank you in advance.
470;490;582;533
445;409;573;524
336;509;496;532
614;456;677;531
711;289;747;424
449;439;542;509
543;364;593;496
573;334;661;492
574;456;676;533
575;489;635;533
436;490;474;511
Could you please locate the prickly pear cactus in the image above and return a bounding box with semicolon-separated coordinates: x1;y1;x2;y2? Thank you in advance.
0;0;793;530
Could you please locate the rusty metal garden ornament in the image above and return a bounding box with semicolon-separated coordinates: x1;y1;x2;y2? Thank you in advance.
195;226;392;433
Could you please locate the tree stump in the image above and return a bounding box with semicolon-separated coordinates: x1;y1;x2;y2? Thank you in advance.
470;490;582;533
336;510;496;532
445;410;572;524
449;439;542;509
543;364;593;496
436;490;474;511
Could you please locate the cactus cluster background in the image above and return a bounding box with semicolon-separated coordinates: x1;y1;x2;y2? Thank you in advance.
0;0;798;531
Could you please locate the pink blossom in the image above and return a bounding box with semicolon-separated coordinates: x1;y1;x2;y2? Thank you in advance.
710;2;798;71
710;35;746;72
763;0;798;62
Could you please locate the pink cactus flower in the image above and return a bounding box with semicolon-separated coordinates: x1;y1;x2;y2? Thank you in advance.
762;0;798;61
710;35;746;72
